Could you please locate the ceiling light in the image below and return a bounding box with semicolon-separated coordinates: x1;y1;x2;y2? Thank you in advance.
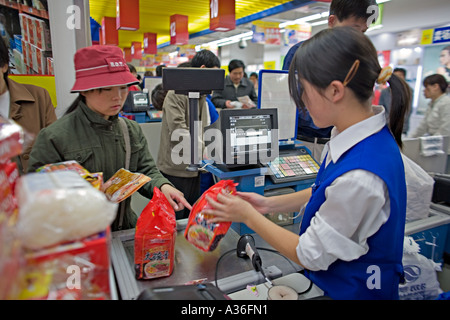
310;20;328;27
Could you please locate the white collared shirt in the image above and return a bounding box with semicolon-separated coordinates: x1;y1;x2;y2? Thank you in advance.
297;106;391;271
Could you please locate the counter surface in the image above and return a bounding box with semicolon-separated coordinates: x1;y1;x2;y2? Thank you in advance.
111;219;303;300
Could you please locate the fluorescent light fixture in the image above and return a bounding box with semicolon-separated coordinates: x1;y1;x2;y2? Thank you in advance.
376;0;391;3
279;11;328;28
310;19;328;27
366;24;383;33
196;31;253;50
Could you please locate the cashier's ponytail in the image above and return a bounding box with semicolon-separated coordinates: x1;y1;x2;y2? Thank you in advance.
288;26;411;149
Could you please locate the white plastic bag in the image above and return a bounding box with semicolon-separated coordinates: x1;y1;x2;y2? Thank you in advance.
402;154;434;222
399;237;443;300
15;171;118;250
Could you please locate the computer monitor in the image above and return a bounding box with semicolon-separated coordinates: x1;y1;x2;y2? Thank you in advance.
258;70;298;144
122;91;152;113
204;108;278;169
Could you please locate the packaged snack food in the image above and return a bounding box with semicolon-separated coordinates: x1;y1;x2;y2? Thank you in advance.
184;180;237;252
37;160;103;190
15;171;117;250
0;117;29;164
102;168;151;203
135;187;176;280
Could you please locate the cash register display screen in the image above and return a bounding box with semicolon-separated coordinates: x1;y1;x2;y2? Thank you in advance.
229;114;272;156
133;93;149;106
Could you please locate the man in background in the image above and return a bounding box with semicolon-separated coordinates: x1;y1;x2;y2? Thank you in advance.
0;37;56;173
282;0;379;161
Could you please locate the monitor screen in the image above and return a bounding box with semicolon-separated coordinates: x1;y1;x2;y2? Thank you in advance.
258;70;297;142
229;113;273;157
204;108;278;168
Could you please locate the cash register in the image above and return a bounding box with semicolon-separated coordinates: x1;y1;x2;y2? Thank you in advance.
258;70;320;184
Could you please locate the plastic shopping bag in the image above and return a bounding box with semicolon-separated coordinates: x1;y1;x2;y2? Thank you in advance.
402;154;435;222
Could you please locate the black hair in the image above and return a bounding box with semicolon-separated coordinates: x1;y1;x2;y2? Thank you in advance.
393;68;407;78
0;37;9;82
155;64;166;77
228;59;245;73
442;46;450;54
151;83;167;111
177;61;192;68
127;63;137;74
423;74;448;93
65;95;86;115
249;72;258;79
191;50;221;68
289;27;411;148
330;0;378;22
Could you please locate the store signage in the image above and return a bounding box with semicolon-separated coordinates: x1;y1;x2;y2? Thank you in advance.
210;0;235;32
422;26;450;45
101;17;118;45
252;21;281;45
144;33;157;55
284;24;311;47
123;47;132;62
116;0;140;31
131;42;142;60
170;14;189;45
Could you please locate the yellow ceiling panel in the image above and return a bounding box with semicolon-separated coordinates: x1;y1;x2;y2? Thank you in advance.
89;0;299;48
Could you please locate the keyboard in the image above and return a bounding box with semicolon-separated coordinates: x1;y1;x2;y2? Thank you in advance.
266;147;320;184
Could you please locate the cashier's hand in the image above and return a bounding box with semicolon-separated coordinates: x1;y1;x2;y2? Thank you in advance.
160;184;192;212
204;191;260;225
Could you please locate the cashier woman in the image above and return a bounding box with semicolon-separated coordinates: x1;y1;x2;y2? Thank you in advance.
205;27;412;300
27;45;191;231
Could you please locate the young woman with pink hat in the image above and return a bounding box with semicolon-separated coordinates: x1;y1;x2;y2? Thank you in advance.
28;45;191;231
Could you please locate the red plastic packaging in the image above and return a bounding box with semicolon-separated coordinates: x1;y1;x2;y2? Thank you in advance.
134;187;176;280
184;180;238;252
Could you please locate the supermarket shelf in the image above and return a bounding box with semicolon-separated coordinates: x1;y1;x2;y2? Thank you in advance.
0;1;49;19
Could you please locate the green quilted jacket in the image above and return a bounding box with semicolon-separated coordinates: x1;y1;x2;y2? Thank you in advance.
28;101;172;230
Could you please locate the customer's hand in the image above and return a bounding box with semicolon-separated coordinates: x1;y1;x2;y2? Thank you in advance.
160;184;192;212
204;191;260;225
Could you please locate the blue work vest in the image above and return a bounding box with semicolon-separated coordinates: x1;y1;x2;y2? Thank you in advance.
299;126;406;300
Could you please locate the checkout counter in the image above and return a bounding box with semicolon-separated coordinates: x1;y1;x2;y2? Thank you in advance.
110;219;324;300
111;70;450;300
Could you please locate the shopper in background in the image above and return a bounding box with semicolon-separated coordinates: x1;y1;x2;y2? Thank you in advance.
379;68;413;134
410;74;450;173
206;27;411;300
0;37;57;174
151;83;167;111
211;59;257;109
155;64;166;77
157;50;220;219
282;0;379;162
27;45;191;231
127;63;141;91
249;72;259;96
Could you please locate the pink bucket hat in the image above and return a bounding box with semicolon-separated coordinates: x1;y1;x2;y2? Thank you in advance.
71;45;139;93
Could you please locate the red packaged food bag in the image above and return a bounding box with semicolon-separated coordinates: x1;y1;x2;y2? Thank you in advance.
184;180;238;252
134;187;176;280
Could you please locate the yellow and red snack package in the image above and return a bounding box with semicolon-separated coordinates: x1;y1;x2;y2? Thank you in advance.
134;187;176;280
184;180;238;252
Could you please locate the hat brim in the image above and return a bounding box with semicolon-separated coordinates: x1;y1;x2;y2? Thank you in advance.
71;71;140;93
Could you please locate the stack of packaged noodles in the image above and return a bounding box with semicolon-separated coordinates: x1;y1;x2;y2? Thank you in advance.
0;117;150;299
